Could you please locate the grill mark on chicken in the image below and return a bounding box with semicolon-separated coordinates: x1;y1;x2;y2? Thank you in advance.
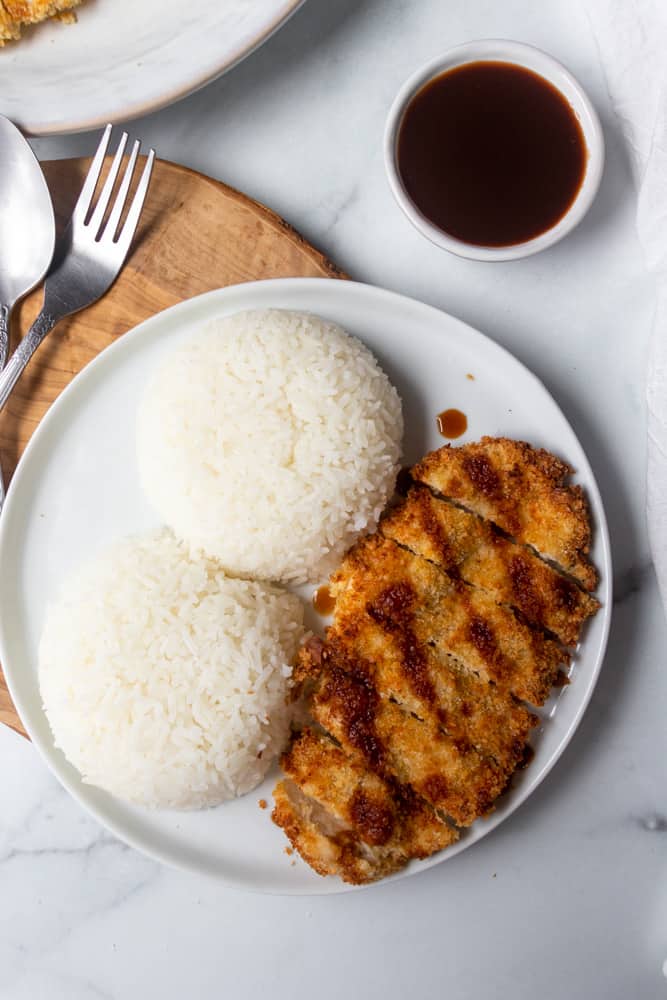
272;729;458;884
468;617;501;667
301;635;536;774
412;437;597;590
380;485;599;646
349;788;395;846
508;555;545;623
462;453;501;500
366;582;436;705
318;658;386;770
306;652;518;827
331;534;565;706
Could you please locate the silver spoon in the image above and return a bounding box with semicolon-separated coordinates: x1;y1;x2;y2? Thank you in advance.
0;115;55;508
0;116;55;369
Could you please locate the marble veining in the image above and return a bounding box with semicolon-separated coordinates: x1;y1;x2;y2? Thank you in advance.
613;561;655;605
2;0;667;998
639;814;667;833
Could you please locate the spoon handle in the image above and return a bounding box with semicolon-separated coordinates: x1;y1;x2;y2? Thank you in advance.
0;303;8;372
0;307;58;413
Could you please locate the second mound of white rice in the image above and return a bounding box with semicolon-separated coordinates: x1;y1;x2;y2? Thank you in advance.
39;530;304;809
136;309;403;583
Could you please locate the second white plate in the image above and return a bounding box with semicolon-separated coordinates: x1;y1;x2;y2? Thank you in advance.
0;279;612;894
1;0;304;135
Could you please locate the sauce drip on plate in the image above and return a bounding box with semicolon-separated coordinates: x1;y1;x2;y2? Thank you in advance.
437;408;468;438
397;61;587;247
313;585;336;616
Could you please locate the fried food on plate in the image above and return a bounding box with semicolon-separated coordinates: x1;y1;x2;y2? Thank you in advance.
0;0;81;45
302;649;517;826
296;625;536;774
272;436;601;884
330;533;567;706
272;728;457;885
381;484;599;645
412;437;597;590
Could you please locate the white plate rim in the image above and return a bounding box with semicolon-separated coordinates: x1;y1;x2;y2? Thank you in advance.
8;0;306;137
0;278;613;894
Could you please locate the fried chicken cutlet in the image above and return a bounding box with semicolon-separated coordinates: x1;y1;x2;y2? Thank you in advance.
412;437;597;590
273;728;457;884
295;635;537;774
330;533;567;706
0;0;81;45
297;642;523;825
272;436;600;884
381;484;599;646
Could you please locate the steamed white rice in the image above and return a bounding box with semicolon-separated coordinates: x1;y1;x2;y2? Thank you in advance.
136;309;403;584
39;530;304;809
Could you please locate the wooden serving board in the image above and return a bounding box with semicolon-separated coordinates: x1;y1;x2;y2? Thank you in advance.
0;156;343;739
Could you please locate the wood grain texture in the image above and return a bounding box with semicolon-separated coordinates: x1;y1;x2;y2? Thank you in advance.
0;156;343;739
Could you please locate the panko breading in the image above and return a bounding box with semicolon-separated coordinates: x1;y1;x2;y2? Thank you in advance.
330;533;567;706
272;729;457;884
272;437;601;885
301;649;517;826
295;625;536;773
381;485;599;646
412;437;597;590
0;0;80;45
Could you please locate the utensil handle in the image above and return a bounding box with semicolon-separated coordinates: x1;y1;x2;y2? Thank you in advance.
0;303;8;372
0;308;58;413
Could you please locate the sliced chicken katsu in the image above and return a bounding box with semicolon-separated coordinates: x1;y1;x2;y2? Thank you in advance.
381;485;599;646
272;728;457;884
329;533;567;706
0;0;81;43
0;4;20;41
298;648;520;825
412;437;597;591
296;635;536;773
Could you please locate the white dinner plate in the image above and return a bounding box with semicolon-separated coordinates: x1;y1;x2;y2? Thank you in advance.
0;0;305;136
0;278;612;894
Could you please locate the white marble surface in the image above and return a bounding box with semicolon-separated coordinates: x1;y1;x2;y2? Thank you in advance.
2;0;666;996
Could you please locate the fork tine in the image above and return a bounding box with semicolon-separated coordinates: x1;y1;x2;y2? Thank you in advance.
87;131;128;238
115;148;155;255
71;123;112;226
101;138;140;242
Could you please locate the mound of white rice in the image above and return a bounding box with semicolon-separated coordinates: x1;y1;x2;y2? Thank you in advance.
39;530;304;809
136;309;403;583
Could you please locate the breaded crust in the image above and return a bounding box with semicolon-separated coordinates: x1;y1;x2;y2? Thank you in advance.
0;0;80;43
272;729;457;884
330;533;567;706
412;437;597;590
0;3;21;40
305;653;518;826
296;628;536;772
381;485;599;645
272;438;600;884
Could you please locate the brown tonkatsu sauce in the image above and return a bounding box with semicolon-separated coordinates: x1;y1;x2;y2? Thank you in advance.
313;584;336;616
397;61;587;247
437;408;467;438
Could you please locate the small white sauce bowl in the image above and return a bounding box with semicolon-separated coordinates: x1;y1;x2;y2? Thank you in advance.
384;39;605;262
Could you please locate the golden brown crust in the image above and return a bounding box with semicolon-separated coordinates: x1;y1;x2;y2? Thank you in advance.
0;3;21;40
306;655;517;826
381;485;599;645
0;0;80;44
273;437;600;885
298;628;536;772
412;437;598;590
330;533;567;706
272;730;457;884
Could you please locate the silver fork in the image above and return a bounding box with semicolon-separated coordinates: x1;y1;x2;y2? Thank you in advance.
0;124;155;414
